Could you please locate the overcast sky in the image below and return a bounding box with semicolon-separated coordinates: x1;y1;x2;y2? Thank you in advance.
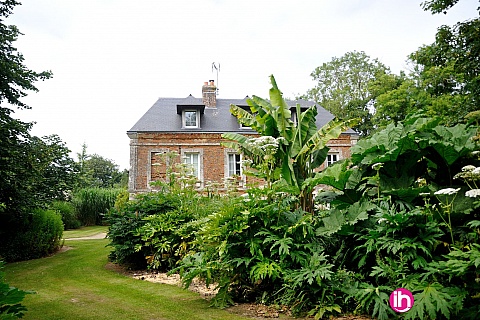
6;0;478;170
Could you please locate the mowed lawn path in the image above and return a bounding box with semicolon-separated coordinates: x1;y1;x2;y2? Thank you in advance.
4;227;252;320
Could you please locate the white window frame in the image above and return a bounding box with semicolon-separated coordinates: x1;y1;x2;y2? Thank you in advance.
224;149;245;188
239;121;250;129
183;152;200;178
181;149;203;187
182;110;200;128
227;153;242;177
291;110;298;126
326;153;339;167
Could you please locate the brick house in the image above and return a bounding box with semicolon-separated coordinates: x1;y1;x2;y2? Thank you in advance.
127;81;358;193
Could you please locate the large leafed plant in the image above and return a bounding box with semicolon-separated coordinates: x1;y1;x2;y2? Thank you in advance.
222;75;356;212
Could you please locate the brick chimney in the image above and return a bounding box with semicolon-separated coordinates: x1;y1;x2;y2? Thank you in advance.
202;80;216;108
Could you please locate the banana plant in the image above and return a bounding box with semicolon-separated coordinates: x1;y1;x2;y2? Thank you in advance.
222;75;357;212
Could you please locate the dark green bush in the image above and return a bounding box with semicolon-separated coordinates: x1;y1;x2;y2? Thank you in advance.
107;192;182;269
107;190;226;270
0;209;63;262
49;200;81;229
174;188;346;314
174;114;480;319
73;188;122;225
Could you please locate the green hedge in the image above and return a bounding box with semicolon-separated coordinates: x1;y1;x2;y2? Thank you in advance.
50;200;81;229
0;209;64;262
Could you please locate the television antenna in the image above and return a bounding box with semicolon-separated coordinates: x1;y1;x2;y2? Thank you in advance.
212;62;220;95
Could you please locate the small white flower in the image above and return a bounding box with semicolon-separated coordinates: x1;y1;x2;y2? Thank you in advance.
419;192;431;197
416;178;427;187
378;218;387;224
462;165;476;172
472;151;480;156
434;188;461;195
466;189;480;198
372;163;383;171
473;167;480;175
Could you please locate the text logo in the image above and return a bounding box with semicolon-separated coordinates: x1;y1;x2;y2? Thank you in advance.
389;288;414;313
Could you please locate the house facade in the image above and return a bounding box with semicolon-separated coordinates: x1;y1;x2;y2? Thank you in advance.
127;81;358;193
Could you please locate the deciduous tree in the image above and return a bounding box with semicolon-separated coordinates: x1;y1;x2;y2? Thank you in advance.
302;51;389;135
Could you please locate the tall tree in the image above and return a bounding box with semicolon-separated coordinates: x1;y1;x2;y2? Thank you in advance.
303;51;389;136
0;1;78;215
0;0;52;110
76;145;127;189
412;0;480;123
372;0;480;127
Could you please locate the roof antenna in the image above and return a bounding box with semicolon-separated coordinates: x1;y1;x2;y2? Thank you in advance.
212;62;220;95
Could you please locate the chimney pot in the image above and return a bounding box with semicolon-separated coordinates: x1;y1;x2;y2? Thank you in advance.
202;80;216;108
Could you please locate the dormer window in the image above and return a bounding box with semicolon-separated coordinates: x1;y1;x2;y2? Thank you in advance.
183;110;199;128
176;97;205;129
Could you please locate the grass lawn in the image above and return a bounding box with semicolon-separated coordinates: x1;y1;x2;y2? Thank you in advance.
4;229;252;320
63;225;108;238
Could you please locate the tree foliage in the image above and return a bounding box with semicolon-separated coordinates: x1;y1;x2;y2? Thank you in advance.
302;51;388;135
0;0;52;109
0;112;77;215
0;0;71;217
76;144;128;189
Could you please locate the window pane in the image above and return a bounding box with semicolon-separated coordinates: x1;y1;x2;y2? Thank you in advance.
327;154;338;166
235;154;241;175
184;153;199;178
228;153;241;176
228;154;235;176
184;111;197;127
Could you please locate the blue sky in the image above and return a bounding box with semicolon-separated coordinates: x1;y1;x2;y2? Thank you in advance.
6;0;478;169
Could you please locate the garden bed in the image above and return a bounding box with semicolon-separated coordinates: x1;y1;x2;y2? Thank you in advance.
106;262;372;320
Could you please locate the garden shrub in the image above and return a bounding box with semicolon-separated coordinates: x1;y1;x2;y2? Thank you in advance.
0;209;63;262
172;112;480;319
310;113;480;319
114;189;130;211
104;112;480;319
0;261;31;319
49;200;81;229
174;187;347;315
107;192;183;269
107;187;231;270
73;188;122;225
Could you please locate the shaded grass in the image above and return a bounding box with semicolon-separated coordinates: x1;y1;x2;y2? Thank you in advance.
4;236;251;320
63;225;108;239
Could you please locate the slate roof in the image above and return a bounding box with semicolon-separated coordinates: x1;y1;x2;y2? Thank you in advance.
127;96;338;134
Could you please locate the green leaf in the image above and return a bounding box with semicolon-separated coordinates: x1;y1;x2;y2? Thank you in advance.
405;283;466;320
229;104;257;129
316;208;346;236
345;200;374;225
296;118;358;159
269;75;293;140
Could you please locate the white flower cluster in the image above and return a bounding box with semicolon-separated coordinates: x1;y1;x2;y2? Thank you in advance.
466;189;480;198
247;136;284;155
434;188;461;195
240;159;253;167
462;165;476;172
454;165;480;181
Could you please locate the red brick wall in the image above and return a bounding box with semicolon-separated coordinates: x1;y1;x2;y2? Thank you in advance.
128;132;357;193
